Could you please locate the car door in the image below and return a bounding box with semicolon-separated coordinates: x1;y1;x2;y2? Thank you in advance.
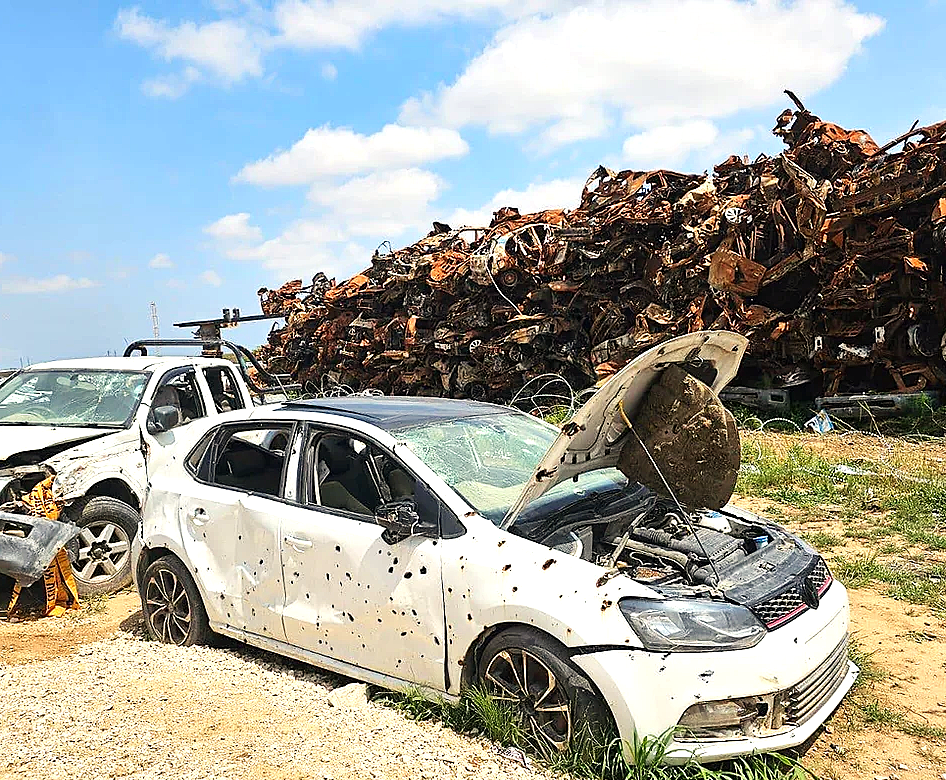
279;424;447;690
182;420;296;638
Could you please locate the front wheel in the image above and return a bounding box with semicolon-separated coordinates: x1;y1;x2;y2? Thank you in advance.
141;555;212;646
479;627;612;753
72;497;138;597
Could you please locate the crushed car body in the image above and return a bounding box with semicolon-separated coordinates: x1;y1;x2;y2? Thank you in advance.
133;331;857;764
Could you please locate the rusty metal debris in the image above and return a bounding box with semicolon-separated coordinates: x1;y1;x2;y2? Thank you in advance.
257;95;946;407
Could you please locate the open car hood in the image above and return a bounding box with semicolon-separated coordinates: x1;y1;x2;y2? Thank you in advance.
501;331;747;529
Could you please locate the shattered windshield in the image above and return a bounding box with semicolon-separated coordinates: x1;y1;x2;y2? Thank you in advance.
0;370;150;428
397;412;626;525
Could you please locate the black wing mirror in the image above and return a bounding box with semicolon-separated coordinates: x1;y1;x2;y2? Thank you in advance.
376;499;437;544
148;405;181;434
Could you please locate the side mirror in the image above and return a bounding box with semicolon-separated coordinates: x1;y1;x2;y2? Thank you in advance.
148;405;181;434
376;499;436;544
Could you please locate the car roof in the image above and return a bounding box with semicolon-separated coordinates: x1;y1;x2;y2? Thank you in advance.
279;396;514;431
26;356;236;372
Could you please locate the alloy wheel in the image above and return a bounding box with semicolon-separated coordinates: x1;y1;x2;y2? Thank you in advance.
73;520;131;585
484;648;572;751
146;568;192;644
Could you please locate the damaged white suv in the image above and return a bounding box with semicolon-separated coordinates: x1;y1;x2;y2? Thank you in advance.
133;332;857;763
0;354;256;596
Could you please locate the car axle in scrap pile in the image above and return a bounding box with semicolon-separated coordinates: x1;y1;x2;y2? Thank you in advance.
257;94;946;415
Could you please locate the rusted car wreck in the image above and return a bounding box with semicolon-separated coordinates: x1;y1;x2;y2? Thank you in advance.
258;95;946;414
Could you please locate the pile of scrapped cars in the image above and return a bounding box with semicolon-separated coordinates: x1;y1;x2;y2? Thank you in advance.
257;94;946;414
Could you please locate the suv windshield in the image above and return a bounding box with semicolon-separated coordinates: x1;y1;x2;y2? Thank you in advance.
0;369;150;428
397;412;626;525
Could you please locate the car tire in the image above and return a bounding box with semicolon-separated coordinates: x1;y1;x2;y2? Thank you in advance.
478;627;612;753
141;555;212;646
71;497;139;597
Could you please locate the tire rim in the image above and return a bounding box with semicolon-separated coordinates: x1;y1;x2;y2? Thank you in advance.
145;569;192;644
484;648;572;751
73;521;131;584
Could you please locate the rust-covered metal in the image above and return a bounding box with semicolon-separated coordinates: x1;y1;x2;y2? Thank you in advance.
257;96;946;404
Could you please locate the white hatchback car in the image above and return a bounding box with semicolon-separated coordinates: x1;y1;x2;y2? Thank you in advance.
133;332;857;763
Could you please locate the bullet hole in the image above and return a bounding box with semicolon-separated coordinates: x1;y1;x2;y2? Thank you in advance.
434;637;441;645
447;587;453;594
362;644;366;649
699;670;714;682
497;540;506;547
467;613;473;621
404;572;413;579
392;609;398;615
601;599;613;611
377;618;382;623
411;609;417;616
502;564;511;572
348;613;355;622
345;572;352;580
238;535;242;540
202;532;206;538
335;545;341;552
387;566;394;574
259;559;264;565
393;557;399;565
419;566;427;575
306;593;310;599
542;559;556;570
460;565;465;571
658;666;666;673
512;586;518;593
326;573;330;581
400;631;407;637
401;611;406;616
566;628;572;634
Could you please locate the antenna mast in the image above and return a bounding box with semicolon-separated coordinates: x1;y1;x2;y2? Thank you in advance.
150;302;161;356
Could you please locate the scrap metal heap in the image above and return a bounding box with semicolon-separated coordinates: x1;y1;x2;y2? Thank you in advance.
257;96;946;403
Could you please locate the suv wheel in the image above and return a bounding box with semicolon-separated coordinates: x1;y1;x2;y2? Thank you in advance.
72;497;139;597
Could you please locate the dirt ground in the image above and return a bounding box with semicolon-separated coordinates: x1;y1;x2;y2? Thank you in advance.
0;582;943;779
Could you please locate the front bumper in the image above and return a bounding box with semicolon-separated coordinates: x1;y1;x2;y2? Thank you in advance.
573;581;856;764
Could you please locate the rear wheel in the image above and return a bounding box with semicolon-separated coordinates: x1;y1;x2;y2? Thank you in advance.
72;497;138;597
141;555;212;646
479;627;611;753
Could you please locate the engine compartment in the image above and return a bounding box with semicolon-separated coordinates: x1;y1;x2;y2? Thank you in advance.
527;482;829;628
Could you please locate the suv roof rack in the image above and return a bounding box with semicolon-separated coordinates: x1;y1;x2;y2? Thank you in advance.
123;338;300;399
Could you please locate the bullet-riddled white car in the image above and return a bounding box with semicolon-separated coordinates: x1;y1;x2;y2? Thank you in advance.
133;332;856;763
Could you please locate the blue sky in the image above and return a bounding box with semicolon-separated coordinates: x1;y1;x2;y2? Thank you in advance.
0;0;942;364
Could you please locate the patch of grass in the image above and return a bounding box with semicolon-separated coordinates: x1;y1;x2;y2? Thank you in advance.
831;554;946;609
802;531;844;550
847;636;884;688
856;699;946;740
379;688;812;780
80;592;109;615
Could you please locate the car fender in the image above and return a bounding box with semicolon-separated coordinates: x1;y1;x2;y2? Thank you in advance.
442;519;658;693
47;431;146;504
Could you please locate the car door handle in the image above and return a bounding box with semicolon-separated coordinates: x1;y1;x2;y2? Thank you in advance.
188;507;209;526
284;534;313;550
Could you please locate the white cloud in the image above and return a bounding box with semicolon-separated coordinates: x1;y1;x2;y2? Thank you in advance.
203;213;264;242
234;124;468;186
115;7;264;87
148;252;175;268
400;0;884;146
273;0;572;50
0;252;12;266
142;66;201;99
1;275;99;295
321;62;338;80
621;120;720;169
200;270;224;286
447;177;583;227
309;168;444;236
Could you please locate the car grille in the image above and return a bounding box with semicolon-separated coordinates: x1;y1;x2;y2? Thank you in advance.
786;634;850;726
752;558;833;629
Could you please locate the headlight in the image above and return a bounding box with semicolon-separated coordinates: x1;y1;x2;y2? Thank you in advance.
619;598;765;652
